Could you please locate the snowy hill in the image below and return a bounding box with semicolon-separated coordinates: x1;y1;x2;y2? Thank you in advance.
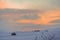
0;29;60;40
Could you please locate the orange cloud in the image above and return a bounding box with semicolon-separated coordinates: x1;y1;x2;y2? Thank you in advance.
41;9;60;24
0;0;28;9
0;0;8;9
16;9;60;25
1;9;60;31
1;9;60;25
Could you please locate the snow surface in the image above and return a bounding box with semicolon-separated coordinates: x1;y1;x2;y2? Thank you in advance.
0;29;60;40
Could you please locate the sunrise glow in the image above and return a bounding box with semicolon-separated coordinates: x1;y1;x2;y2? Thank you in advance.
0;0;60;31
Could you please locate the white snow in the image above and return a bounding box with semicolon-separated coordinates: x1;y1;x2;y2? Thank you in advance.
0;29;60;40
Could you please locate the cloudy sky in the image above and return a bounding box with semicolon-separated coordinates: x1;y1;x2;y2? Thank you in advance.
0;0;60;32
0;0;60;10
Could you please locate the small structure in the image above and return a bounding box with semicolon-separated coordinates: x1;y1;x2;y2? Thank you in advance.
33;30;40;32
11;32;16;36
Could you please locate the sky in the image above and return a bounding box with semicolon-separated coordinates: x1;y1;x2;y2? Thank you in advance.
7;0;52;9
0;0;60;9
0;0;60;32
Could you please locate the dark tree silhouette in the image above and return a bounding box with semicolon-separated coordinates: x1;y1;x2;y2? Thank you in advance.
11;32;16;36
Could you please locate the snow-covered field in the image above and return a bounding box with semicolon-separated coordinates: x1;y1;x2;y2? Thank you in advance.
0;28;60;40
